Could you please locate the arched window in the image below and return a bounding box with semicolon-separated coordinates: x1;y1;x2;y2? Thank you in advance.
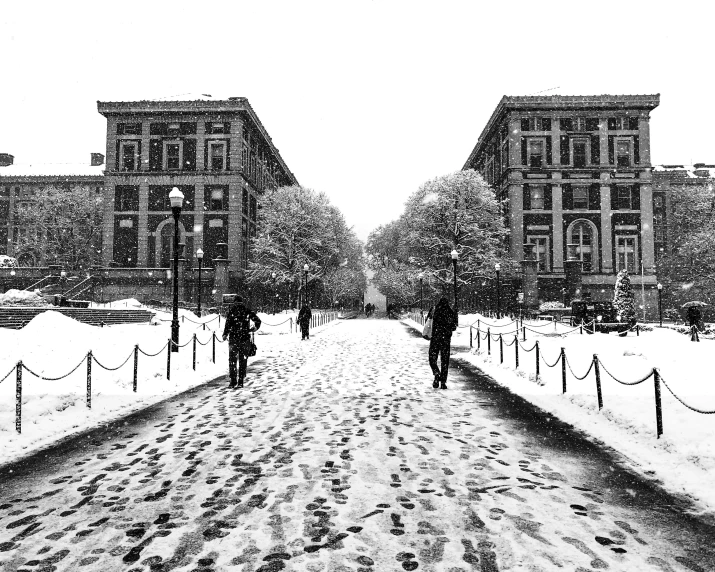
569;220;597;273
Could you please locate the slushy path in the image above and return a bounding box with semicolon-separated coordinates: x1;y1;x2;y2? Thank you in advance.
1;320;713;571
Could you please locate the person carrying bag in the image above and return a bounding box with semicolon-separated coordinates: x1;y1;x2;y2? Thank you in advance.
222;295;261;389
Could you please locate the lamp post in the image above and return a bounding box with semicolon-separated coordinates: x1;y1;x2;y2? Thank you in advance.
195;248;203;317
9;269;15;292
303;263;309;306
272;272;277;314
60;270;67;297
451;249;458;313
657;283;663;327
169;187;184;353
495;262;501;319
419;273;424;314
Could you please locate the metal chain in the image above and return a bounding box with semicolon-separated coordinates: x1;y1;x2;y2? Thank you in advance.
502;336;516;347
22;355;87;381
92;350;135;372
597;358;653;385
540;351;562;368
138;342;170;357
518;340;537;352
0;365;16;385
564;355;594;380
660;375;715;414
260;317;294;326
195;335;213;346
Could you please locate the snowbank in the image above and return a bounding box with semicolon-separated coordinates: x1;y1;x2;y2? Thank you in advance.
404;312;715;519
0;288;50;307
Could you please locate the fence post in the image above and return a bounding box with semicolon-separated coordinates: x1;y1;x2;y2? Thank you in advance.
167;338;171;380
593;354;603;410
192;333;197;371
522;326;526;341
182;315;185;324
636;324;640;337
212;333;216;363
477;328;481;351
580;322;583;335
499;334;504;364
290;317;293;334
593;320;596;334
535;341;540;379
561;347;566;394
514;335;519;368
469;327;473;349
133;345;139;392
15;361;22;434
554;319;557;333
653;368;663;438
487;328;491;356
86;351;92;409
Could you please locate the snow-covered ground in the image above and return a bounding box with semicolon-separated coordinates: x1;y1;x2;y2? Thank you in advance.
404;312;715;518
0;301;338;466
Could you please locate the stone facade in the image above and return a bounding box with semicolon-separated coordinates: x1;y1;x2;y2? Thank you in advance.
96;97;297;275
463;94;661;314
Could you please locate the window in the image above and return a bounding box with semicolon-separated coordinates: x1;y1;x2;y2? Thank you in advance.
616;236;637;272
115;186;138;211
654;195;664;209
616;139;631;167
571;221;594;272
530;186;545;209
609;117;639;131
572;138;588;168
164;141;182;170
206;186;228;211
209;141;226;171
573;187;589;209
618;187;633;209
118;123;141;135
206;122;230;134
242;188;249;215
523;117;551;131
527;236;550;272
250;196;257;222
528;139;545;167
119;141;139;172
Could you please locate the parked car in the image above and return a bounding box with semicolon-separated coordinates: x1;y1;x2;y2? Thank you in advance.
0;255;18;268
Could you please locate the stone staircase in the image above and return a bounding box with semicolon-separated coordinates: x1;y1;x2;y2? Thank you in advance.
0;307;156;330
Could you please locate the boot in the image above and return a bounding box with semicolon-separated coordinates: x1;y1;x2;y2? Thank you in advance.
440;380;447;389
228;380;237;389
432;375;440;389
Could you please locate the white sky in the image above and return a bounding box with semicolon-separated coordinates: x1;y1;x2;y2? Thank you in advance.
1;0;714;242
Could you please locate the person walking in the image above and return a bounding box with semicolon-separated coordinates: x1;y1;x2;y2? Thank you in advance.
298;302;312;340
222;295;261;388
428;296;457;389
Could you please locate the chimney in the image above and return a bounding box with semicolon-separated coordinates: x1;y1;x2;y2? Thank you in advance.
0;153;14;167
91;153;105;166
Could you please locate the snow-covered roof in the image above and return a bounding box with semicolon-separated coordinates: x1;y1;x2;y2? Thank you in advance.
100;92;235;103
653;164;715;179
0;163;105;179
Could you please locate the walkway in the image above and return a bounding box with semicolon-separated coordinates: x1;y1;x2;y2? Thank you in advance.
0;320;713;571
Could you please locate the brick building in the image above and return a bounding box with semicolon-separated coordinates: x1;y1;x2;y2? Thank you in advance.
463;94;660;310
96;96;297;273
0;153;105;265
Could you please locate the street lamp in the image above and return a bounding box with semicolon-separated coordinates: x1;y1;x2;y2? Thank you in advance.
657;283;663;327
169;187;184;353
495;262;501;319
451;249;458;313
272;272;277;314
419;272;424;314
60;270;67;297
195;248;203;317
303;263;309;306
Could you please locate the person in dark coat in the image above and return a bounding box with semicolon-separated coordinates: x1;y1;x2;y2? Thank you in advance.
428;296;457;389
298;303;312;340
222;296;261;388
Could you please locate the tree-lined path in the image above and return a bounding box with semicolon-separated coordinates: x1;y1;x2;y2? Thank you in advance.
1;320;714;571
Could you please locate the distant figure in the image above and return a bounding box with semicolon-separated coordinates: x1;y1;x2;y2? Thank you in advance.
687;306;702;342
428;297;458;389
222;295;261;389
298;303;312;340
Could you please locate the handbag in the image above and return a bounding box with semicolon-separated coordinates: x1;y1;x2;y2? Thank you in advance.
242;333;257;357
422;317;433;340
